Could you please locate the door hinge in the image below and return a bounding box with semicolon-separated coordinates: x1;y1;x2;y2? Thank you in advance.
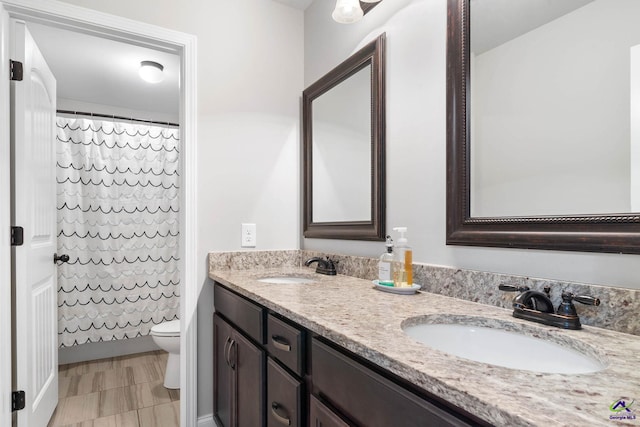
11;226;24;246
12;390;25;412
10;60;23;81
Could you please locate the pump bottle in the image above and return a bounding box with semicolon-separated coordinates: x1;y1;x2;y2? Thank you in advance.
378;235;394;286
392;227;413;287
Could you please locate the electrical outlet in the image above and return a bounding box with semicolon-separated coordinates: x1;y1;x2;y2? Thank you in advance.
241;223;256;248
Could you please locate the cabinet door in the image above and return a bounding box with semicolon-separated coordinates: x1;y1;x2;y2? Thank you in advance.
267;358;302;427
214;314;234;427
309;395;350;427
234;329;266;427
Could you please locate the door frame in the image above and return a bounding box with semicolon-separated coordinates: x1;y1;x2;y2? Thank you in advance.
0;5;12;427
0;1;198;426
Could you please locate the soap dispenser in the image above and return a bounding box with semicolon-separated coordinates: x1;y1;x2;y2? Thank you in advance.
378;235;394;286
392;227;413;287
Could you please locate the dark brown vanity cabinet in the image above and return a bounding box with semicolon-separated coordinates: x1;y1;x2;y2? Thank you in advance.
267;358;303;427
267;314;304;376
214;282;484;427
214;283;305;427
213;314;234;426
311;338;475;427
213;284;267;427
309;395;349;427
266;313;305;427
213;314;265;427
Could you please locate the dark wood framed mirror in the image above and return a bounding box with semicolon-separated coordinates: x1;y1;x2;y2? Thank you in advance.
447;0;640;254
303;33;385;241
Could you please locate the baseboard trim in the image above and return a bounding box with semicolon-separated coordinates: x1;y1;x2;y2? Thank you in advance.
197;414;216;427
58;336;161;365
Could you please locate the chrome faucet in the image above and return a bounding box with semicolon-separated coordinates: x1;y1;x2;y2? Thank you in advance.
304;256;337;276
499;284;600;329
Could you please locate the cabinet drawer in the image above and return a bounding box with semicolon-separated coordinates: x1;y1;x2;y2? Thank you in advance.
215;283;265;344
312;339;472;427
267;358;302;427
309;395;350;427
267;314;304;375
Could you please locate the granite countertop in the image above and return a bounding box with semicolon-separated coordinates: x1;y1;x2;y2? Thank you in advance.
209;267;640;427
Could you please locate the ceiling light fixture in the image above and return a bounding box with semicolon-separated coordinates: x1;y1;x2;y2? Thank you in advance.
138;60;164;84
332;0;363;24
332;0;382;24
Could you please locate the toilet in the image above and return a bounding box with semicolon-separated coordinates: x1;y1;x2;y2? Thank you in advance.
150;320;180;389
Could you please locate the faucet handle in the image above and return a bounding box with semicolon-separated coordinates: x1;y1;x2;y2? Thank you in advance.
557;292;578;316
325;257;338;273
499;284;530;292
557;291;600;317
572;294;601;306
560;291;601;306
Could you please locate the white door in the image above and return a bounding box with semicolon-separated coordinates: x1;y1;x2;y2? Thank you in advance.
11;19;58;427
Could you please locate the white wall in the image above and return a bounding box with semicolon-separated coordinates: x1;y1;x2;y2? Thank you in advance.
471;0;638;217
58;0;304;417
303;0;640;290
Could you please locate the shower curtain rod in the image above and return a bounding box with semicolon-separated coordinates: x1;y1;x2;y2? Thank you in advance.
57;109;179;127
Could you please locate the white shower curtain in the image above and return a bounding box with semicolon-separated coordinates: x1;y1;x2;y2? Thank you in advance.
56;116;180;348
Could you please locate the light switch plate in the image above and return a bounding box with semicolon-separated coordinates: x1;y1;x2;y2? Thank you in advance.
241;223;256;248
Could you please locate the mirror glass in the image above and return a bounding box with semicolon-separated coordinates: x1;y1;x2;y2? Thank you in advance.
303;33;385;241
469;0;640;217
312;65;372;222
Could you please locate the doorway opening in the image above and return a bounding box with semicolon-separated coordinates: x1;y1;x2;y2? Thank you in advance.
0;2;197;426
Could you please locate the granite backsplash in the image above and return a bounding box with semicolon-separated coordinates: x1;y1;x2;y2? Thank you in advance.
208;250;639;336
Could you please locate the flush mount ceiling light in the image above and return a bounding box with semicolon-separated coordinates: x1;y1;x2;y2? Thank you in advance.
361;0;381;2
332;0;364;24
138;60;164;84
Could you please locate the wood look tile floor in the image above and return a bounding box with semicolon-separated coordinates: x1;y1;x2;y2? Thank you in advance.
48;351;179;427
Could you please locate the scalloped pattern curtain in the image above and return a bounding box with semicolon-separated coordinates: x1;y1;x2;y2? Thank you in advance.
56;116;180;348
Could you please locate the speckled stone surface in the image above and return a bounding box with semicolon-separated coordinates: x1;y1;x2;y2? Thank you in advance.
298;250;640;336
208;250;302;270
209;250;640;426
209;264;640;427
209;250;640;336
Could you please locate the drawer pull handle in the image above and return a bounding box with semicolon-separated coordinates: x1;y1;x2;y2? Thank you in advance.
271;335;291;352
271;402;291;426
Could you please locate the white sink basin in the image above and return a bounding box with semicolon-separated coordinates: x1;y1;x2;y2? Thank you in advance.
257;276;317;284
403;319;606;374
